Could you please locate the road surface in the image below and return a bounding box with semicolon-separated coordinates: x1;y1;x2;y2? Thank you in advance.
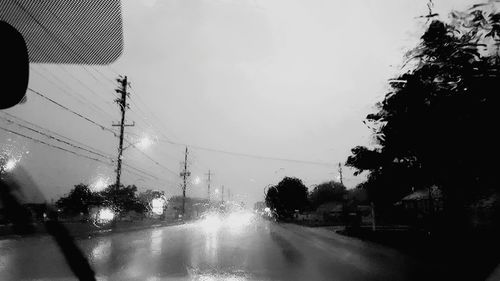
0;212;435;281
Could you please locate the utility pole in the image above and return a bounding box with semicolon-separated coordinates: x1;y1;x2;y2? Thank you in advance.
221;185;224;204
180;146;190;216
205;170;213;202
371;202;376;231
338;162;343;185
112;76;134;188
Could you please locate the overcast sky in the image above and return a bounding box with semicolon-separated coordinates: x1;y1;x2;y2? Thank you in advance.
1;0;476;206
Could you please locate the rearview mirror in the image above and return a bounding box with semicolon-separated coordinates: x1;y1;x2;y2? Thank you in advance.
0;21;29;109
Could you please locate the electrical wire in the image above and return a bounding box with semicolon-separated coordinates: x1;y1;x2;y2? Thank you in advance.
28;87;118;137
0;126;109;164
0;121;170;186
29;88;179;179
1;111;114;159
0;115;112;161
158;139;335;167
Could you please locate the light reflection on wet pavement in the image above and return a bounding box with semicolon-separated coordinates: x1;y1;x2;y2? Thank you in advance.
0;212;430;281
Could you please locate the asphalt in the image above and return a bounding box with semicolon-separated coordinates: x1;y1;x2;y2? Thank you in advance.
0;211;442;281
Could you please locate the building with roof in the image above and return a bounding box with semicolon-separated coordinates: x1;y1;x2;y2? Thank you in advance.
399;186;443;216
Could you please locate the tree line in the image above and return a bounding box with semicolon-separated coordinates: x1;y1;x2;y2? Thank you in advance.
264;176;355;220
267;4;500;231
345;4;500;231
56;184;165;218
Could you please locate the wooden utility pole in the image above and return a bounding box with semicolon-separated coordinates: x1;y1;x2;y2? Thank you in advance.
205;170;213;202
371;202;376;231
112;76;134;188
180;146;190;216
338;162;343;185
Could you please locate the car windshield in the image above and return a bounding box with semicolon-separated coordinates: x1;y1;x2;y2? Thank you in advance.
1;0;500;280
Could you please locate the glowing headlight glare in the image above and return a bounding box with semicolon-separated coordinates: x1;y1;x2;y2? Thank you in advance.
201;213;222;232
226;212;254;229
3;159;17;172
151;198;165;215
90;177;110;192
137;136;153;150
98;208;115;223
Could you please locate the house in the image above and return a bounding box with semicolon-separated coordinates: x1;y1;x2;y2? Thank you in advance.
468;193;500;229
294;211;322;222
357;205;374;225
23;203;49;221
400;186;443;216
253;201;266;212
316;202;344;222
164;196;210;220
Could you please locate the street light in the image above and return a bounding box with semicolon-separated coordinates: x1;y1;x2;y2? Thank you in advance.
90;176;111;192
3;159;17;172
123;136;153;151
136;136;153;150
114;135;155;188
0;156;18;174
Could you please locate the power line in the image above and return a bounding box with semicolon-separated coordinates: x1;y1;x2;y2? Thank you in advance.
5;1;179;186
0;112;169;184
28;87;179;177
0;115;112;161
128;88;180;142
29;65;116;122
128;143;178;177
15;3;120;118
1;112;114;159
0;126;109;164
47;64;118;115
159;139;335;167
0;120;169;186
111;89;209;175
23;35;118;120
120;166;168;187
121;162;175;185
28;87;118;137
109;78;178;178
125;95;189;167
29;87;329;184
122;131;183;161
15;0;179;151
11;1;197;185
124;82;332;170
12;0;323;182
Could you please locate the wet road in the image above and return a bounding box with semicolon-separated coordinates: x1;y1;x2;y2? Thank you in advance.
0;212;431;281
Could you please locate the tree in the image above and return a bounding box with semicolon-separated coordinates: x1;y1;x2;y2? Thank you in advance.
309;181;346;209
265;177;308;219
138;189;165;214
346;5;500;228
265;186;279;215
56;184;102;216
100;184;143;213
